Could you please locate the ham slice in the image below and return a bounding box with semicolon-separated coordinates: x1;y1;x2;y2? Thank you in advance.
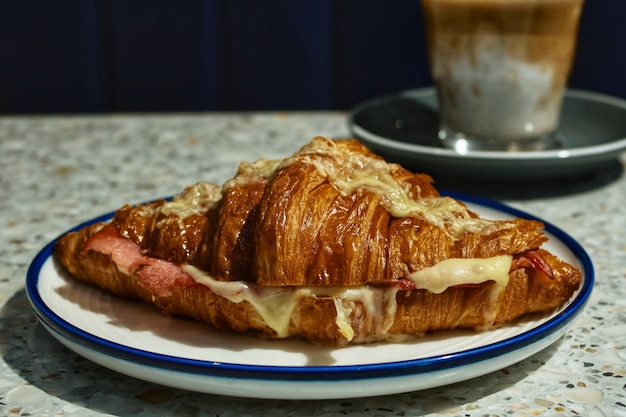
84;224;196;298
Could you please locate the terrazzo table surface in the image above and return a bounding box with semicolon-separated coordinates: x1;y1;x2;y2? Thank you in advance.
1;113;625;416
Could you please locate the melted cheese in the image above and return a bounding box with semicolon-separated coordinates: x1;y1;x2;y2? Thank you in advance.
406;255;512;294
150;139;519;339
156;139;506;239
282;138;501;238
183;264;403;340
183;264;299;338
183;255;509;340
160;182;222;219
223;158;283;190
323;286;400;342
236;157;282;179
333;298;355;341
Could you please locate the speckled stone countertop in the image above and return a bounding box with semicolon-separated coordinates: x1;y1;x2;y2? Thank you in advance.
1;113;625;416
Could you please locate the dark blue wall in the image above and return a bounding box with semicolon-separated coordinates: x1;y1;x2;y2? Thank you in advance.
0;0;622;113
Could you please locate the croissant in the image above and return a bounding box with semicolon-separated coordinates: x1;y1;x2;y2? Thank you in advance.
55;137;582;346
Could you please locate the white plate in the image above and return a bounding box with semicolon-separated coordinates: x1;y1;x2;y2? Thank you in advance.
26;193;593;400
349;88;626;180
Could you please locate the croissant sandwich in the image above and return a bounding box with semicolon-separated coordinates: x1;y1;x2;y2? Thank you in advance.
55;137;582;346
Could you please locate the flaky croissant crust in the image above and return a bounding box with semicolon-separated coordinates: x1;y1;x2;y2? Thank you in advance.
54;137;583;345
114;137;549;287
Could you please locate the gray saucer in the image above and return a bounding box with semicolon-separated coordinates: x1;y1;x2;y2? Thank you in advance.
348;88;626;181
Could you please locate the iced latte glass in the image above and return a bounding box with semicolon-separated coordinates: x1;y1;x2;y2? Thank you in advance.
421;0;584;151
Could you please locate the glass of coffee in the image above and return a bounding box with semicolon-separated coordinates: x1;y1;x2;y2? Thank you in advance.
421;0;584;152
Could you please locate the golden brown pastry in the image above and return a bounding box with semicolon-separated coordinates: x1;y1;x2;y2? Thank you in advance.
55;137;582;346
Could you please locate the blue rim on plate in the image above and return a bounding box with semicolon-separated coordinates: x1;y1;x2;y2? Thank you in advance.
26;192;594;384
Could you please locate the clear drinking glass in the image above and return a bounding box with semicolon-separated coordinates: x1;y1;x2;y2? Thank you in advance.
421;0;584;152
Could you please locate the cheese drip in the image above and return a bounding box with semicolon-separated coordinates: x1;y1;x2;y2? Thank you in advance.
323;286;400;342
183;265;401;340
183;264;299;338
406;255;512;294
183;255;510;340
